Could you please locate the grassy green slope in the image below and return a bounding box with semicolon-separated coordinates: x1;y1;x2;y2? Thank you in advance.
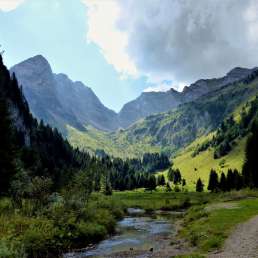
173;135;247;190
67;125;160;158
68;78;258;160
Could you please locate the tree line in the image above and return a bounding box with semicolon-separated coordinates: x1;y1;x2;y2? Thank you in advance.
196;119;258;192
193;95;258;159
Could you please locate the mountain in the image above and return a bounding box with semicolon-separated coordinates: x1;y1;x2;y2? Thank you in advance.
68;67;258;159
118;67;258;128
182;67;257;101
0;53;95;194
10;55;258;138
10;55;118;133
118;89;183;128
54;73;118;131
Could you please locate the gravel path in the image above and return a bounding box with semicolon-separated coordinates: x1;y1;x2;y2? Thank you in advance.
209;215;258;258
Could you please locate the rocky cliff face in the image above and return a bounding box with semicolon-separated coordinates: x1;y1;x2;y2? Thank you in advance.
118;89;183;128
182;67;258;101
54;73;118;131
10;55;118;133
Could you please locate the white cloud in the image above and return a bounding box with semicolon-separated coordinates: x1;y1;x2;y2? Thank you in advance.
83;0;138;78
82;0;258;93
143;82;172;93
144;81;186;93
0;0;25;11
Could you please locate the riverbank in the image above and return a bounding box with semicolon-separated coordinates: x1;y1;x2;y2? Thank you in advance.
2;190;258;257
65;208;192;258
0;193;126;257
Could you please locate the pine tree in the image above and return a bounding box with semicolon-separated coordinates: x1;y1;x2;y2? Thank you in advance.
219;172;227;191
165;182;172;192
196;178;204;192
173;169;182;184
157;174;166;186
168;168;174;182
0;97;16;194
208;169;219;192
242;121;258;188
226;169;234;190
147;175;156;192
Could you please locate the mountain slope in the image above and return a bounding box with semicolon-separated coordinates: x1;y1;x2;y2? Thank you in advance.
68;68;258;158
118;89;183;128
10;55;118;133
118;67;257;128
0;53;96;193
10;55;82;134
11;56;257;134
54;73;118;131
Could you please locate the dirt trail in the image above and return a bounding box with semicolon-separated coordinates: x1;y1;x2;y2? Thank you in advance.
209;215;258;258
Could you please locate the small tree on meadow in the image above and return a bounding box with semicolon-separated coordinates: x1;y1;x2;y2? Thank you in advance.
208;169;219;192
157;174;166;186
167;168;174;182
196;178;204;192
219;172;227;191
165;182;172;192
147;175;157;193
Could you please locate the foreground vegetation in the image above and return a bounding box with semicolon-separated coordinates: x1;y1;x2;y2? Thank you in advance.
181;189;258;255
113;189;258;257
0;193;125;257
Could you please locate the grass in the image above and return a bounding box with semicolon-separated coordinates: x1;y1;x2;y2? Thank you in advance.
112;190;258;256
68;123;247;192
180;189;258;254
67;124;160;158
3;189;258;257
171;135;247;190
111;190;211;211
0;193;125;257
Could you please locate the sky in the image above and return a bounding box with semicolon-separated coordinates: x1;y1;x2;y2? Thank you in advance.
1;0;258;111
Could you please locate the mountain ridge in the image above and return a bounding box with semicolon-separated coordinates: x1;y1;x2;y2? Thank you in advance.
10;55;258;134
10;55;119;133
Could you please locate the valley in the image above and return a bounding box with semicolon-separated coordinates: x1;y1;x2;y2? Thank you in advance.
3;1;258;257
2;52;258;258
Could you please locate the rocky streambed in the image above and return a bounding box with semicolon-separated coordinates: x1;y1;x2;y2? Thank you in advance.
64;208;189;258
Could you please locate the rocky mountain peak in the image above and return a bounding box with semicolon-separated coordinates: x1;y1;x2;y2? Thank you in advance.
12;55;52;76
226;67;252;78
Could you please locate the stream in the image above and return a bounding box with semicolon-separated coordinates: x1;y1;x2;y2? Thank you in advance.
65;208;183;258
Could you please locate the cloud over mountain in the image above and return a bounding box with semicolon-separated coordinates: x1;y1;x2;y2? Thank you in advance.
84;0;258;87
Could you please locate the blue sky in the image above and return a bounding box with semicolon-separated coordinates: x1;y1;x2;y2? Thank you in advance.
1;0;258;111
0;0;149;112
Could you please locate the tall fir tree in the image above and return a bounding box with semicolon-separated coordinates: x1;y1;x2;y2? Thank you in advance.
208;169;219;192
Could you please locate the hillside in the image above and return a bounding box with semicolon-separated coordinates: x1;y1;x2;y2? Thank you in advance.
68;70;258;159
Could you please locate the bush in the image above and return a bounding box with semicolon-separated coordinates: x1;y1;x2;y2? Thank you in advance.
0;238;26;258
76;222;107;244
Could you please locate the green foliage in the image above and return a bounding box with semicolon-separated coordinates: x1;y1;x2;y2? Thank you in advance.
0;95;16;194
0;193;125;257
193;95;258;159
157;174;166;186
181;194;258;253
208;169;219;192
196;178;204;192
242;120;258;188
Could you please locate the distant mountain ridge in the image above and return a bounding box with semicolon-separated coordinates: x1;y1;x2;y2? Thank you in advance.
10;55;258;133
